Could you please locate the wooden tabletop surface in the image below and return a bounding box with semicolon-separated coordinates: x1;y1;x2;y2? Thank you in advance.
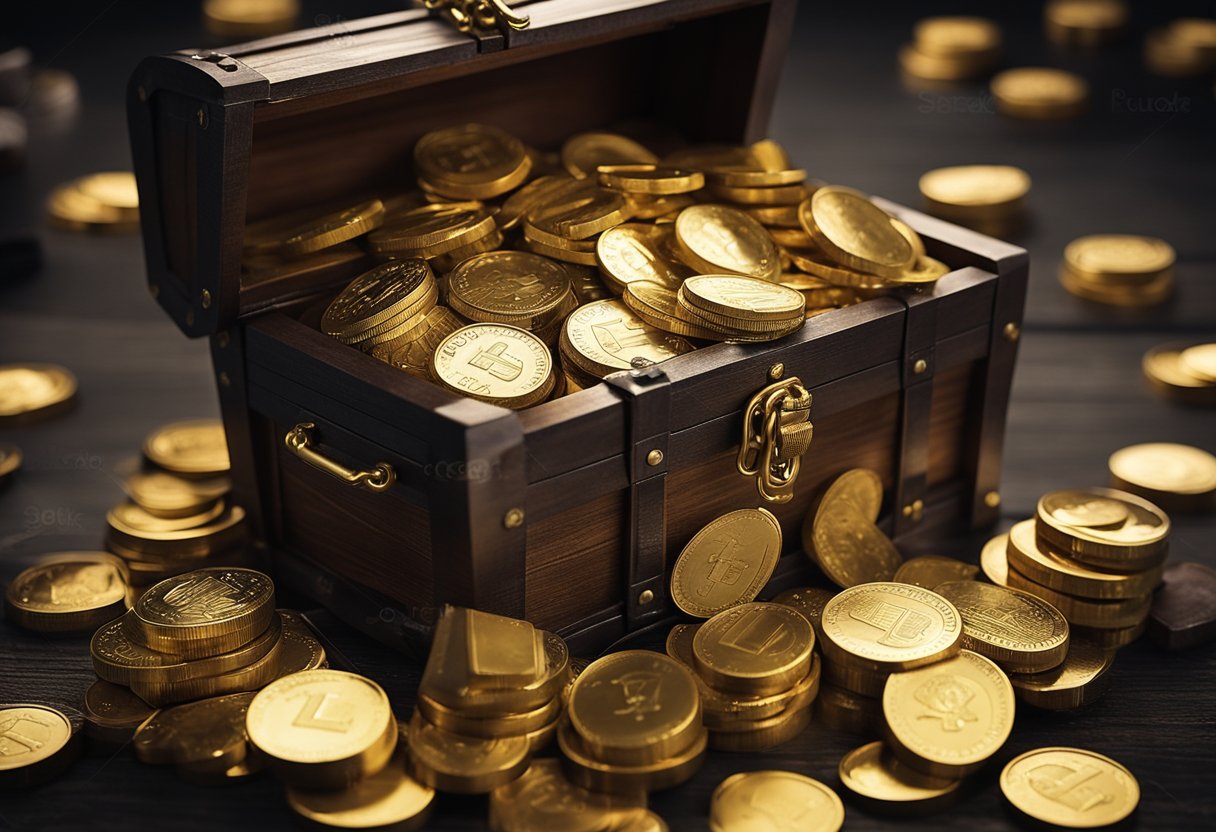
2;2;1214;830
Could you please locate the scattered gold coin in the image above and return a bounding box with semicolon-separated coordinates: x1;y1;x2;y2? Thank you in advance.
133;692;254;772
0;363;77;424
416;124;531;200
0;704;81;788
918;165;1030;228
710;770;844;831
287;745;434;831
837;740;961;816
83;679;157;746
1035;488;1169;572
1006;519;1162;601
693;603;813;696
801;187;914;279
142;419;230;477
407;711;529;793
991;67;1089;119
805;469;901;588
1108;442;1216;512
46;171;139;232
1145;18;1216;77
1060;233;1175;306
1045;0;1129;47
122;471;230;520
675;203;782;281
561;132;658;180
5;552;129;633
1001;747;1139;827
670;507;782;617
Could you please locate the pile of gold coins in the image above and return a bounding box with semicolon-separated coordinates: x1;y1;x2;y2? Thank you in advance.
898;16;1002;82
1143;341;1216;405
46;171;139;233
1059;233;1176;306
410;606;569;792
983;487;1169;651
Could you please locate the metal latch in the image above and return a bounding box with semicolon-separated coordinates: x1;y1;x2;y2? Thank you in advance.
737;372;813;504
420;0;529;35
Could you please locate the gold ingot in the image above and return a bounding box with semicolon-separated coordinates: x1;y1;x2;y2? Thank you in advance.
1008;637;1115;711
679;274;805;323
5;552;128;633
710;771;844;831
0;363;78;424
772;586;835;640
1143;343;1216;405
131;567;275;659
560;299;694;379
133;692;254;770
287;746;434;831
367;203;495;256
0;705;81;788
674;204;781;282
567;650;701;766
431;324;556;410
416;693;560;739
142;419;229;477
706;695;815;753
1035;488;1169;571
561;133;657;180
123;471;229;520
808;501;902;589
280;199;385;257
1045;0;1129;47
919;165;1030;221
414;124;530;200
83;680;157;746
369;306;464;379
407;711;529;794
447;251;574;330
1005;570;1152;629
1108;442;1216;513
991;67;1089;119
1180;343;1216;382
892;556;979;589
1063;234;1174;286
623;281;725;341
882;649;1014;778
934;579;1070;673
557;721;707;796
596;223;691;293
0;443;20;483
1006;519;1162;600
820;582;963;673
489;758;645;832
1001;747;1139;828
692;603;813;697
800;187;914;280
597;165;704;195
838;741;962;816
670;507;782;618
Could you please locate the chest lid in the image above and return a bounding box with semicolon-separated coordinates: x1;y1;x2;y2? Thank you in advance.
128;0;797;337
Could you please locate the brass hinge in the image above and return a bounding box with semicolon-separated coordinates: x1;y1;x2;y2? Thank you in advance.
737;374;813;504
420;0;530;35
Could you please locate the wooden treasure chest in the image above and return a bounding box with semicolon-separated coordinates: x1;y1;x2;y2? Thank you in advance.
126;0;1027;654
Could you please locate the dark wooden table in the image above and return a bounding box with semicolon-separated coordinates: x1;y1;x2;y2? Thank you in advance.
2;2;1214;830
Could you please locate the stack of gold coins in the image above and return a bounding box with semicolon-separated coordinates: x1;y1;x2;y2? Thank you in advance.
409;606;569;793
1145;18;1216;77
490;759;658;831
673;273;806;341
1044;0;1129;47
0;362;77;425
803;469;903;590
710;771;845;831
1109;442;1216;513
1059;234;1175;306
991;67;1089;120
1142;341;1216;405
321;259;440;350
899;17;1002;82
918;165;1030;236
559;299;695;390
560;650;706;795
46;171;139;233
446;251;578;344
5;552;130;634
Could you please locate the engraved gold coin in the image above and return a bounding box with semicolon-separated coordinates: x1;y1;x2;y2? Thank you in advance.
1036;488;1169;571
893;556;979;589
277;614;328;676
133;692;254;770
800;187;914;279
0;363;77;424
497;175;579;230
693;603;813;696
83;680;156;745
809;501;903;589
5;552;128;633
1108;442;1216;512
918;165;1030;220
123;471;229;520
596;223;691;293
280;199;385;257
0;704;80;787
821;582;963;672
1008;637;1115;711
935;580;1070;673
557;720;708;796
132;567;275;658
321;259;436;342
432;324;555;409
407;711;529;794
883;649;1015;778
567;650;701;766
1063;234;1175;285
489;758;645;832
838;741;962;816
1001;747;1139;828
143;419;229;477
670;507;782;618
1007;519;1162;600
560;299;694;378
247;669;397;790
711;771;843;831
447;251;574;328
991;67;1089;119
561;132;657;180
287;746;434;831
623;281;724;341
415;124;530;200
675;204;782;281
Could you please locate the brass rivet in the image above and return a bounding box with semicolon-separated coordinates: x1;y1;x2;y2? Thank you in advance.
902;503;913;517
913;358;928;374
148;283;159;299
985;490;1001;509
216;331;230;349
646;449;664;466
769;363;785;381
219;371;231;387
196;108;207;128
504;508;525;529
638;589;655;606
913;499;924;511
201;288;212;309
1003;322;1020;342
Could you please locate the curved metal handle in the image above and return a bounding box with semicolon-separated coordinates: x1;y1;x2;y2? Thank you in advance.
284;422;395;493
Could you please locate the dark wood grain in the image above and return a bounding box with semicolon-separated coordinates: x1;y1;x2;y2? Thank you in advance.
2;1;1214;830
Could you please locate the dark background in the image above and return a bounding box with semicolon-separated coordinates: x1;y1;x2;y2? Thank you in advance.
1;1;1214;830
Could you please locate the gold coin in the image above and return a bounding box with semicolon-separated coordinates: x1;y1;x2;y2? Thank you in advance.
784;245;894;290
771;587;835;640
898;43;997;83
809;501;903;589
370;306;464;379
287;746;434;831
46;182;139;232
1007;519;1162;600
1004;570;1152;629
561;133;657;180
918;165;1030;220
746;204;802;228
675;204;781;281
415;124;530;200
670;508;783;618
1045;0;1129;46
203;0;299;38
623;281;725;340
557;720;707;796
1001;747;1139;828
598;165;704;195
1108;442;1216;511
5;552;128;633
0;705;80;787
560;299;694;378
277;617;328;676
800;187;914;279
497;175;579;231
109;498;226;534
1058;265;1173;306
710;771;844;832
123;471;229;520
132;567;275;658
1008;637;1115;711
432;324;555;409
1036;488;1169;570
247;669;397;789
934;580;1070;673
105;503;247;559
528;185;628;240
820;582;963;672
76;171;139;214
133;692;254;770
0;443;20;483
143;419;229;477
0;363;77;424
83;680;157;745
693;603;813;696
417;693;559;740
991;67;1089;119
914;16;1001;56
1179;343;1216;382
407;711;529;793
447;251;574;328
1063;234;1174;284
838;741;962;816
823;468;884;520
596;223;691;293
321;260;435;340
893;556;979;589
567;650;701;766
1142;343;1216;405
519;228;599;265
882;649;1014;778
489;758;645;832
679;275;805;322
280;199;385;257
367;203;495;256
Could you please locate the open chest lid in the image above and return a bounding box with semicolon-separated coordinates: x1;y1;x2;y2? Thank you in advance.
127;0;798;337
